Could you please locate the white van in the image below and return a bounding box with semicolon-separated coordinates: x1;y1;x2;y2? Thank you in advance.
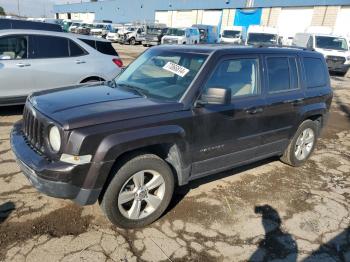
161;27;200;45
220;26;243;44
293;32;350;75
246;26;279;46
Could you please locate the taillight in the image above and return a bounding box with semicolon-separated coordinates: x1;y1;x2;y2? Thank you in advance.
112;58;123;68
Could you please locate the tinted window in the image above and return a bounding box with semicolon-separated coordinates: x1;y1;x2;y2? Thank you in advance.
69;40;86;56
96;41;118;56
30;35;69;59
79;38;95;49
79;38;118;56
289;58;299;90
205;58;259;99
267;57;291;92
304;57;327;88
0;35;28;60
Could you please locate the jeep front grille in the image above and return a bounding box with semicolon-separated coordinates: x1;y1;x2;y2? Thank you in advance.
23;106;45;153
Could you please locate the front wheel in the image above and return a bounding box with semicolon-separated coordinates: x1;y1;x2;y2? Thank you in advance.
129;37;136;45
100;154;174;228
280;120;320;167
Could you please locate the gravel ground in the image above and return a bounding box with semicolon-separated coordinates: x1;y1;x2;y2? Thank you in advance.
0;44;349;262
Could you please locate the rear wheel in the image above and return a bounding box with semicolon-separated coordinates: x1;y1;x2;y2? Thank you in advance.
280;120;319;167
100;154;174;228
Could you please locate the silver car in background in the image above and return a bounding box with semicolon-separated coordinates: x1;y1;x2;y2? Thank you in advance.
0;30;123;105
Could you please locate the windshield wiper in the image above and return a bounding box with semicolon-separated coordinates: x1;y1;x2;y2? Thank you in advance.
116;83;149;98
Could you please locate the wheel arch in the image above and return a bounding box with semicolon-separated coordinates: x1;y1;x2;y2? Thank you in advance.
94;126;190;194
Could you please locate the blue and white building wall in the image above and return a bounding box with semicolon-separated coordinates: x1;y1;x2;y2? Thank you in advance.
54;0;350;37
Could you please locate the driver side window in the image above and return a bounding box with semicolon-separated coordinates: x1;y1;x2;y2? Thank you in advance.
0;35;28;60
204;58;260;101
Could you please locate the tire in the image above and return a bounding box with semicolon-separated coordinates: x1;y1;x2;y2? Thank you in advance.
129;38;136;45
280;120;320;167
100;153;175;228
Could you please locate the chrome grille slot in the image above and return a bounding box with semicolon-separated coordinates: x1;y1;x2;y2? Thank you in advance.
22;106;45;153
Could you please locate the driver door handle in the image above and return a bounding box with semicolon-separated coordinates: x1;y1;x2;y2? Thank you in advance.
245;107;264;115
75;60;86;64
16;63;31;67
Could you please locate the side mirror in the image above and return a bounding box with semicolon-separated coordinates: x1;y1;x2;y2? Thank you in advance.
219;34;222;38
197;87;231;106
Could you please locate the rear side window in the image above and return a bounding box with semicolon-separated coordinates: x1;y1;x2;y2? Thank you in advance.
266;57;290;92
266;57;300;93
96;41;118;56
30;35;69;59
303;57;327;88
69;40;86;56
79;38;119;56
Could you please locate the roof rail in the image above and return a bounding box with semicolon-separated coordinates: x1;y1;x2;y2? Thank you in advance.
252;44;314;51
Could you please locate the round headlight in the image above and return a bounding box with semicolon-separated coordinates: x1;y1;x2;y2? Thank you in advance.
49;126;61;152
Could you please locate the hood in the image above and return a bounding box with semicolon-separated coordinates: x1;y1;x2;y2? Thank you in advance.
30;84;183;130
315;48;350;57
163;35;184;40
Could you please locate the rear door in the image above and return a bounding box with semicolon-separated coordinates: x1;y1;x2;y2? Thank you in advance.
28;35;89;92
0;34;34;99
259;54;304;155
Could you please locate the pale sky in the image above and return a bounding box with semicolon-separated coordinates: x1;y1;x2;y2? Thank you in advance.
0;0;88;18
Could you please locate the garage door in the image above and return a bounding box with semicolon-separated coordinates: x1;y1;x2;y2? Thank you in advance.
172;10;195;27
277;7;313;39
334;7;350;37
155;11;169;25
202;10;222;26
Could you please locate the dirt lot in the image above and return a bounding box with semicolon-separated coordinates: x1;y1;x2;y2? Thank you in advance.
0;44;350;262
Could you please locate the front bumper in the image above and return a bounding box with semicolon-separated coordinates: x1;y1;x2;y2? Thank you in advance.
142;40;160;46
10;121;103;205
327;62;350;73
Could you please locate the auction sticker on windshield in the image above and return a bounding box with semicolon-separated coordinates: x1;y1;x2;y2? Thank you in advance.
163;62;189;77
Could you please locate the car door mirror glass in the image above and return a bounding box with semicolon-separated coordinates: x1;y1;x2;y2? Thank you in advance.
198;87;231;106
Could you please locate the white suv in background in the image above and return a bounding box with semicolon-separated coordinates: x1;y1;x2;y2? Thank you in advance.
161;27;200;45
0;30;123;105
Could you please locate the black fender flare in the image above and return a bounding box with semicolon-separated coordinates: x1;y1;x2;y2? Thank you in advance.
93;125;190;185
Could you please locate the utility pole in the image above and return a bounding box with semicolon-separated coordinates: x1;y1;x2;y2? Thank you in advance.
17;0;20;16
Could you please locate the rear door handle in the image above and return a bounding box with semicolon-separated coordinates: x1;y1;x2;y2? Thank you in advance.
75;60;86;64
245;107;264;115
291;99;304;106
16;63;31;67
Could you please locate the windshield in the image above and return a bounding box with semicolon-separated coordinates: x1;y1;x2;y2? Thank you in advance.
95;24;104;29
110;28;119;33
167;28;185;36
222;30;241;38
72;23;79;27
114;49;207;101
127;27;136;32
147;28;164;35
316;36;348;51
247;33;277;45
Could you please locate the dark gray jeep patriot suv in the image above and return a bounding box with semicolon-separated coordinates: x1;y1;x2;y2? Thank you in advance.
11;45;333;228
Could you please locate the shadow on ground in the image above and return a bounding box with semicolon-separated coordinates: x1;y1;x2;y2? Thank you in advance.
0;105;23;117
0;202;15;224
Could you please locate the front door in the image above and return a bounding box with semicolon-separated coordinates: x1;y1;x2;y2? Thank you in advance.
191;56;266;177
